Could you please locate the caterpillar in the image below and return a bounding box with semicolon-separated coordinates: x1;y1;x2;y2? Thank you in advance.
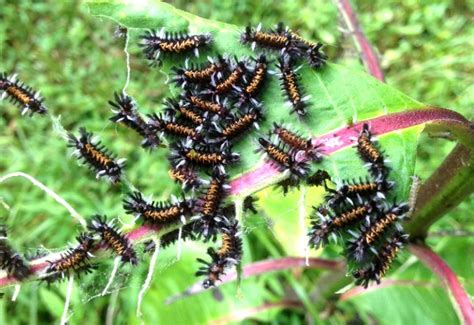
349;204;408;262
172;56;228;88
0;73;47;115
213;108;262;143
212;61;247;95
140;29;212;65
164;98;207;126
168;166;202;192
276;55;310;117
44;233;96;283
194;172;230;238
241;54;268;100
326;178;390;208
241;23;291;51
0;226;31;280
353;232;408;288
109;92;161;149
169;140;240;172
196;219;242;288
88;216;137;265
123;191;194;227
357;124;387;181
144;222;199;253
148;113;201;141
306;43;327;69
272;123;321;161
309;203;373;248
68;128;125;184
184;93;228;116
257;137;308;179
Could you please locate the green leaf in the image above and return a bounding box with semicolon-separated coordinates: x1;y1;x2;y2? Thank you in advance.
87;1;426;202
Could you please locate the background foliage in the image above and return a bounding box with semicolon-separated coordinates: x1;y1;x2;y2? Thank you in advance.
0;0;472;324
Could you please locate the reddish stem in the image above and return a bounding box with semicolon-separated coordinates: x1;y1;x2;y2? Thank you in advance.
230;107;469;195
166;257;344;304
336;0;385;81
0;107;470;289
410;244;474;325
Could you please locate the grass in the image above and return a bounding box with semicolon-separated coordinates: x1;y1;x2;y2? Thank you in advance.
0;0;472;324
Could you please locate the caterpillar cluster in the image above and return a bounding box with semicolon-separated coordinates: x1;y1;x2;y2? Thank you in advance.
0;73;47;115
308;124;409;288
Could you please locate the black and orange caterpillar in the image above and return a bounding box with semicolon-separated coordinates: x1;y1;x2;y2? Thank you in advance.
0;225;32;280
44;233;96;283
68;128;125;183
257;137;308;180
276;55;310;117
88;216;137;265
196;219;242;288
109;92;161;149
349;204;408;262
353;232;408;288
0;73;47;115
140;29;212;64
169;140;240;172
123;191;195;227
272;123;321;161
169;166;202;192
172;56;228;88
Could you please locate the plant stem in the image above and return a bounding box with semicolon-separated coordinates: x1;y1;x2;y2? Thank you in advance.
335;0;385;81
406;144;474;239
410;244;474;325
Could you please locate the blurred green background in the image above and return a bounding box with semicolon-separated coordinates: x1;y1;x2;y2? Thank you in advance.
0;0;473;324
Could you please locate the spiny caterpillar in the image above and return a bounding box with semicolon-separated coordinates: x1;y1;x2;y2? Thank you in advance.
357;124;387;181
0;226;32;280
272;123;321;161
353;232;408;288
308;204;372;248
172;56;228;88
213;108;262;143
349;204;408;262
325;178;389;208
0;73;47;115
169;140;240;172
276;54;310;117
109;92;161;149
240;54;268;101
211;61;247;95
140;29;212;65
123;191;194;227
196;219;242;288
148;113;201;141
44;233;96;283
88;216;137;265
257;137;308;180
168;166;202;192
68;128;125;184
241;23;291;51
184;93;228;116
164;98;207;126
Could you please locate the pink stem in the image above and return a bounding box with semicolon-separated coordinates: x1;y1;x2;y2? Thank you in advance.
339;279;435;301
230;107;469;195
166;257;344;304
336;0;385;81
410;244;474;325
0;107;470;289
